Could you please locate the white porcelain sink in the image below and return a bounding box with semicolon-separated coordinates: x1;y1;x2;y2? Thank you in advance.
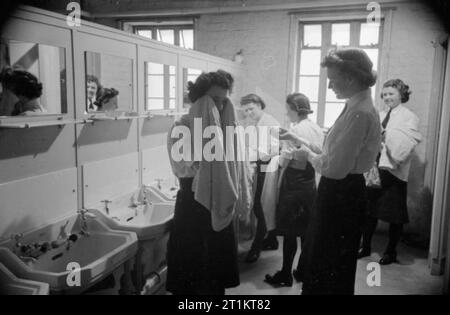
0;263;49;295
0;212;138;294
146;181;177;204
90;202;174;240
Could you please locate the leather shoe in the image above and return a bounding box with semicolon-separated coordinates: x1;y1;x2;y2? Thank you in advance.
262;237;279;251
245;250;260;263
292;269;304;283
264;271;293;287
357;247;371;259
379;253;397;265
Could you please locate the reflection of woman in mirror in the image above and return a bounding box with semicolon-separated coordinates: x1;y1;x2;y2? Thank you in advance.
86;75;102;112
0;68;45;116
95;87;119;112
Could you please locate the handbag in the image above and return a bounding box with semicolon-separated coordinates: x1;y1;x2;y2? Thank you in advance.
364;163;382;189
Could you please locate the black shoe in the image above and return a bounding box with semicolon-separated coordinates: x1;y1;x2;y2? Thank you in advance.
262;237;279;251
245;250;260;263
292;269;304;283
264;271;293;287
357;247;371;259
379;253;397;265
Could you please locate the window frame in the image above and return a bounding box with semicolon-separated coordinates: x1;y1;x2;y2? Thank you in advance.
133;24;195;49
286;7;395;129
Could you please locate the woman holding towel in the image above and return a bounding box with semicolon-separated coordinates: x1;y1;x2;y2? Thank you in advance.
166;70;249;295
264;93;323;287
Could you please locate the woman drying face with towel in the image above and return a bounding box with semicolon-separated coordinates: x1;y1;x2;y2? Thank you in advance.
166;69;251;295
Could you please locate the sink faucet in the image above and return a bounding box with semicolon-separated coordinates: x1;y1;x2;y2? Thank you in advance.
77;209;96;236
101;200;112;215
155;178;163;190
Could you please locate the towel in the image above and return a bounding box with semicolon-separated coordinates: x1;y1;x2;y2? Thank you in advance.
260;155;286;231
189;95;252;231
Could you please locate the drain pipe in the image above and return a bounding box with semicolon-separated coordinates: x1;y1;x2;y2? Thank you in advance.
141;265;167;295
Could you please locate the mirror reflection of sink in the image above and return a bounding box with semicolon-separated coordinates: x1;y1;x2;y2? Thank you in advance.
0;263;49;295
0;213;138;294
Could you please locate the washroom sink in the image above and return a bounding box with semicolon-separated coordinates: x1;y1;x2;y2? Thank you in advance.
0;263;49;295
146;180;178;204
0;212;138;294
91;202;174;240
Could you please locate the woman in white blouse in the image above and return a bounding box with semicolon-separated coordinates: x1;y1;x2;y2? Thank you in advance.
240;93;281;263
281;48;381;294
358;79;421;265
264;93;323;287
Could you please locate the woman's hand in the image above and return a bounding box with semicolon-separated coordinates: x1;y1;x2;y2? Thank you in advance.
278;127;298;142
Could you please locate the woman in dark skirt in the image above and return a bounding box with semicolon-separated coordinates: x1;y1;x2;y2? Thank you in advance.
293;48;381;295
264;93;323;287
165;70;242;295
166;178;239;294
359;79;421;265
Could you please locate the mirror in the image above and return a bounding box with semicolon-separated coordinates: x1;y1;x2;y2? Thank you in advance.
0;39;67;117
85;51;133;113
145;62;176;111
182;68;202;109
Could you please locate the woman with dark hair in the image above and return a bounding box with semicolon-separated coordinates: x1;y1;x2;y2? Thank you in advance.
239;93;281;263
166;69;250;295
288;48;381;294
95;87;118;111
264;93;323;287
358;79;421;265
1;68;45;116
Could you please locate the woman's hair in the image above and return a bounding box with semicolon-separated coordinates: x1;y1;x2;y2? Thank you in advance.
187;69;234;103
321;47;377;88
381;79;411;103
286;93;313;116
240;93;266;110
0;68;43;99
86;75;103;98
96;87;119;106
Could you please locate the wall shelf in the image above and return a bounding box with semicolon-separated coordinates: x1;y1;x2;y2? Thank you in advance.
146;110;188;119
0;118;90;129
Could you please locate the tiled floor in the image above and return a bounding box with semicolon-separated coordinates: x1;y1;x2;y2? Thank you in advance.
227;233;443;295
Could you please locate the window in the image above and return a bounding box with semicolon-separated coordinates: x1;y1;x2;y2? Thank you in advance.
295;21;382;128
145;62;176;111
135;25;194;49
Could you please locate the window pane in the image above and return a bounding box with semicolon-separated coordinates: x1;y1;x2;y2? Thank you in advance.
147;98;164;110
169;65;176;75
299;49;321;75
147;62;164;75
324;102;346;128
309;102;318;124
157;29;174;44
298;76;320;102
180;29;194;49
331;23;350;46
170;75;176;98
363;49;379;71
169;98;176;109
137;30;152;39
147;76;164;98
360;23;380;46
303;25;322;47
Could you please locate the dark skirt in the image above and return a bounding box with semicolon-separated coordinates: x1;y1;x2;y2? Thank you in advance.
275;164;316;237
301;174;366;295
166;178;239;294
368;169;409;224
